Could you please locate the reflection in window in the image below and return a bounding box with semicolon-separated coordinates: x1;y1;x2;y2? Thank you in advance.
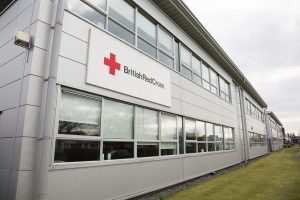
108;0;134;31
136;107;158;140
161;113;177;140
161;142;177;156
198;142;206;152
58;93;101;136
86;0;106;10
103;142;133;160
182;65;192;79
68;0;105;28
137;142;159;158
214;125;223;141
108;19;135;44
158;51;174;68
197;121;206;141
185;119;196;140
54;140;100;162
202;63;210;90
177;116;184;154
137;12;156;45
186;143;196;153
158;28;174;55
181;46;192;66
206;123;214;141
102;100;134;139
192;56;201;75
137;38;156;58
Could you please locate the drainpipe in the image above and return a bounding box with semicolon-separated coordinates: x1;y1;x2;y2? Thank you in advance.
33;0;65;199
238;86;249;163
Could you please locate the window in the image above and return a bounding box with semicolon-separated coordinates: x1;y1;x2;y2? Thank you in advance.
214;125;223;151
202;63;210;90
210;69;218;95
102;99;134;139
68;0;106;28
224;127;235;150
206;123;215;151
55;92;101;162
197;121;206;152
86;0;106;11
185;119;196;153
177;116;184;154
174;41;180;72
137;12;157;58
192;56;201;85
158;28;174;68
220;77;230;102
161;113;177;155
108;0;135;44
103;142;133;160
181;46;192;79
136;107;159;157
249;132;266;148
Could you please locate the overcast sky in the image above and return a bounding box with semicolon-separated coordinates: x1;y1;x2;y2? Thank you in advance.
184;0;300;135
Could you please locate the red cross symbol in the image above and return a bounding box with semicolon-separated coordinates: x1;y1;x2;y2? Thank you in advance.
104;53;121;76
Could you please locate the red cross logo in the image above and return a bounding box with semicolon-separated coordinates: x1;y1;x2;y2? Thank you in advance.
104;53;121;76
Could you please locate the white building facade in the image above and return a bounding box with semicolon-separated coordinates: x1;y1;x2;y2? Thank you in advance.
0;0;284;199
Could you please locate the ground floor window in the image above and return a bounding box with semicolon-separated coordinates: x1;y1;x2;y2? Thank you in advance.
249;132;267;148
54;89;236;163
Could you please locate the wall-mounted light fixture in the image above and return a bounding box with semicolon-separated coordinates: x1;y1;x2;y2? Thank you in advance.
14;31;30;49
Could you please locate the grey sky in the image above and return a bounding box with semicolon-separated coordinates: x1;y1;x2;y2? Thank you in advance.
184;0;300;134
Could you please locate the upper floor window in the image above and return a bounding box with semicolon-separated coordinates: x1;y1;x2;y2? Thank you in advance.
86;0;106;11
158;28;174;68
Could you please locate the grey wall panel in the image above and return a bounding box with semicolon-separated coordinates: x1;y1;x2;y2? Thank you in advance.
30;21;50;50
249;147;268;159
31;0;52;25
24;47;46;77
0;138;14;169
47;158;183;200
14;170;34;200
0;39;24;67
0;80;22;111
0;108;18;138
20;75;44;107
0;53;24;88
16;105;40;138
12;137;37;171
0;169;10;200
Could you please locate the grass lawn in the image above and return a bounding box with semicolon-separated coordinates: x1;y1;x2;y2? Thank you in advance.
163;147;300;200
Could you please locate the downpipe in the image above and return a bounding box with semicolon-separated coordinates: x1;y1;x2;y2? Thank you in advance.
33;0;65;199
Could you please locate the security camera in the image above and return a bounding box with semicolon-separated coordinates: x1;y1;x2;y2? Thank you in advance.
14;31;30;49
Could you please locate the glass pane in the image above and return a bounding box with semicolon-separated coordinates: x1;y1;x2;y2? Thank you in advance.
193;73;201;85
220;77;225;92
203;80;210;90
108;19;135;45
181;46;191;66
137;37;156;58
103;142;133;160
177;116;184;154
68;0;106;28
192;56;201;74
214;125;223;141
137;12;156;45
175;41;180;72
182;65;192;79
109;0;134;30
211;86;218;95
196;121;206;141
216;142;223;151
198;142;206;152
210;69;218;87
159;51;174;68
208;143;215;151
86;0;106;10
206;123;214;141
54;140;100;162
102;99;134;139
224;142;230;150
202;63;209;82
186;143;196;154
161;113;177;140
59;93;101;136
136;107;158;140
185;119;196;140
158;28;173;55
137;142;159;158
161;142;177;156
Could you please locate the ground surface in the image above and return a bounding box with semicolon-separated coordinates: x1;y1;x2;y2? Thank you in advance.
163;147;300;200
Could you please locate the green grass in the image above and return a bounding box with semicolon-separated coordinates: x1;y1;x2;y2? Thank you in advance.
163;147;300;200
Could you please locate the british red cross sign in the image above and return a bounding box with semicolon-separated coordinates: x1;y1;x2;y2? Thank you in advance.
87;29;171;107
104;53;121;76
